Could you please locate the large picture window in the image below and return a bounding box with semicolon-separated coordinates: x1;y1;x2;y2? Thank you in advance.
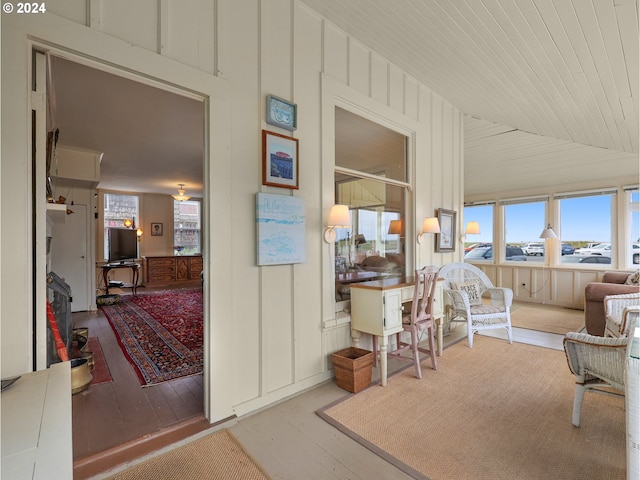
557;191;614;265
501;198;546;262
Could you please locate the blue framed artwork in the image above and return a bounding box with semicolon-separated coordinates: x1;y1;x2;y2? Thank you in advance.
266;94;297;131
256;193;306;266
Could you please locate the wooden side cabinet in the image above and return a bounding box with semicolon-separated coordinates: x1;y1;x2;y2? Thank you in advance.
144;255;203;285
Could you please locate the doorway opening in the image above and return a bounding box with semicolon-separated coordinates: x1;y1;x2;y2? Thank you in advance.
42;52;208;466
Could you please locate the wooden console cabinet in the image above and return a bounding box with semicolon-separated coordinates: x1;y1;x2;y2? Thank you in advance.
144;255;203;285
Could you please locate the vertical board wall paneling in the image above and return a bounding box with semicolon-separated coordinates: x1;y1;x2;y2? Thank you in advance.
370;52;390;105
159;0;216;74
220;0;263;404
348;38;372;96
388;65;404;112
404;76;420;121
323;22;349;85
99;0;159;53
260;0;296;393
292;3;325;380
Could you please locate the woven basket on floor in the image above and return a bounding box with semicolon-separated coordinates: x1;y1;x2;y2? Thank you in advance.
331;347;373;393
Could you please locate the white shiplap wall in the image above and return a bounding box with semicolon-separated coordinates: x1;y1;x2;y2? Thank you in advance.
2;0;463;421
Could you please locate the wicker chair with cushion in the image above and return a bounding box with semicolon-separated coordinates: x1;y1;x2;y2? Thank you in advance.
603;292;640;338
563;327;632;427
438;262;513;348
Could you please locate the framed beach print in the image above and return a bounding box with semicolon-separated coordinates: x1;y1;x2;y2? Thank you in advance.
266;95;297;131
256;193;306;265
436;209;456;252
262;130;299;190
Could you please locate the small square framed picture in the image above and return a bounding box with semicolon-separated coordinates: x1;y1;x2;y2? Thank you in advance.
266;95;297;131
262;130;299;190
151;223;163;236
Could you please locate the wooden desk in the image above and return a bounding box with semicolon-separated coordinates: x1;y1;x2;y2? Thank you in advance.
101;262;140;295
335;271;388;300
349;276;444;386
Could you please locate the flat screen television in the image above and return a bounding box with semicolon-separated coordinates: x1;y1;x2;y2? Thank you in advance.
108;228;138;263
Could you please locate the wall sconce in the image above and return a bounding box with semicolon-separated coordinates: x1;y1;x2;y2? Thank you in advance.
460;221;480;243
417;217;440;244
323;205;352;243
387;219;404;235
539;223;557;239
123;218;135;228
136;228;143;239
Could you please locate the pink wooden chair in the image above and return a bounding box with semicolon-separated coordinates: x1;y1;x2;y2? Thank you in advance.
387;265;439;379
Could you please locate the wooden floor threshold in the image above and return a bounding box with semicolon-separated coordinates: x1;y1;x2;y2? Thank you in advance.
73;414;213;479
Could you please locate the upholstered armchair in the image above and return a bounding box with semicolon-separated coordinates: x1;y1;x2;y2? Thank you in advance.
584;271;639;335
438;262;513;348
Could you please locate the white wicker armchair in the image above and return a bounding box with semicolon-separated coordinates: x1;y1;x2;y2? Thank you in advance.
563;331;629;427
604;292;640;338
438;262;513;347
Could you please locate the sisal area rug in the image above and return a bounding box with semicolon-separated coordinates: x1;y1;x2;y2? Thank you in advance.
100;288;203;386
109;429;270;480
318;336;626;480
510;304;584;335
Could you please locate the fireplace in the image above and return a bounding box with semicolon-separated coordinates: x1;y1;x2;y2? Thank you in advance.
46;271;72;367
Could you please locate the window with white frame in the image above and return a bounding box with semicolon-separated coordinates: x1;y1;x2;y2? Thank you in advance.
462;204;494;262
501;198;547;262
557;191;614;265
173;200;201;255
627;188;639;266
103;193;139;261
333;107;409;304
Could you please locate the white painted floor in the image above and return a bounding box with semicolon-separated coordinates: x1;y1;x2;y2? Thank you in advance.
98;306;568;479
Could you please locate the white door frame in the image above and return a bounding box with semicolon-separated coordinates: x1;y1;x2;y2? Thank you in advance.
2;13;234;422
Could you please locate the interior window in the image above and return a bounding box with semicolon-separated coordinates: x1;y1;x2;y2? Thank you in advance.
173;200;201;255
334;107;408;303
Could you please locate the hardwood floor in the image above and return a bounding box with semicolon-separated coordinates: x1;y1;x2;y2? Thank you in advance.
72;286;207;479
83;301;570;479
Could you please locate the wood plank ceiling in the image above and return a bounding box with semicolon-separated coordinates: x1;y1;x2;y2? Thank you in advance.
300;0;639;197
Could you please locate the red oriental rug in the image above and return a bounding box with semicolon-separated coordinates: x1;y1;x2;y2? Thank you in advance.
100;288;203;386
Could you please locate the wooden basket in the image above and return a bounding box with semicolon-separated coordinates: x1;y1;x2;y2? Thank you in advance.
331;347;373;393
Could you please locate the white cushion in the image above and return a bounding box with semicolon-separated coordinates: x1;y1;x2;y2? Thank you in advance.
625;272;640;285
451;280;482;306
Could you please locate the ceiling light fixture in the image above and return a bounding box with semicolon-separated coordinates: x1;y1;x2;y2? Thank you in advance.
172;184;191;201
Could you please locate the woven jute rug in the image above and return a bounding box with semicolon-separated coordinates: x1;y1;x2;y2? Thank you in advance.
109;429;270;480
510;304;584;335
318;336;626;480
